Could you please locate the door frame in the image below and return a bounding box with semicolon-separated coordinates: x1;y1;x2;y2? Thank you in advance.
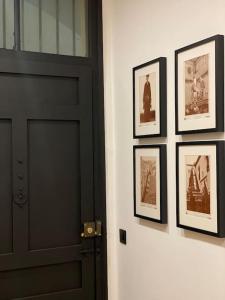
2;0;108;299
89;1;108;300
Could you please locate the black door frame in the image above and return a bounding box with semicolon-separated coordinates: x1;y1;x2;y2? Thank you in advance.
89;2;108;300
3;1;108;299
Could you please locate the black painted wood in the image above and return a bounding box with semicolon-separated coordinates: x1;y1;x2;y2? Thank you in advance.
0;50;95;300
0;261;82;300
0;121;13;254
91;2;108;299
28;120;81;250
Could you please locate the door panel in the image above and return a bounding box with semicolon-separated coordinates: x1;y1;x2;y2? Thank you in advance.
0;261;82;300
0;120;13;254
28;120;81;250
0;74;79;106
0;52;95;299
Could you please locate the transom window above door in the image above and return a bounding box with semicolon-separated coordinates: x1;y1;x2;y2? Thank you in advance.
0;0;88;57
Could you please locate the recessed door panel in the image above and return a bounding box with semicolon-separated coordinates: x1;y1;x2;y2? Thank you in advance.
0;120;13;254
0;74;79;107
28;120;81;250
0;261;82;299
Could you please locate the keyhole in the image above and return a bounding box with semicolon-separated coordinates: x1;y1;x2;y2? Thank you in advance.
87;227;93;234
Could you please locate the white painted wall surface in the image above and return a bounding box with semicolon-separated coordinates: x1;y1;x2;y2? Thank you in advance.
103;1;225;300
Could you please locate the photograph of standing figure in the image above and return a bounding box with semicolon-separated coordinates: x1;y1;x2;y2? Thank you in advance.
140;74;155;123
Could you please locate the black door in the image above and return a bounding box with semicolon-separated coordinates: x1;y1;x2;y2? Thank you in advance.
0;50;99;299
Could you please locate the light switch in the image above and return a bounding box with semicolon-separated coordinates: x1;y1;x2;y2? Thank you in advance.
119;229;127;245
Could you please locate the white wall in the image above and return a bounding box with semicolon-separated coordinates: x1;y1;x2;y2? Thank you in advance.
103;0;225;300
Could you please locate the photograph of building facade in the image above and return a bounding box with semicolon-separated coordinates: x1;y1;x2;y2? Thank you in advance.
186;155;210;214
140;156;156;205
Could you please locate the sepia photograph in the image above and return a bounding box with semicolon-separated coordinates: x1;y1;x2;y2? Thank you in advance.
139;73;156;123
140;156;156;205
134;145;167;223
175;35;224;134
133;57;167;138
185;54;209;116
185;155;210;215
177;141;225;237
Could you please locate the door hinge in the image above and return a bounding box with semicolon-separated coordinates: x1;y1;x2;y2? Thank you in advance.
81;220;102;238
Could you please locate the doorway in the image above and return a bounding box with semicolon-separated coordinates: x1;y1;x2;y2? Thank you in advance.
0;1;107;299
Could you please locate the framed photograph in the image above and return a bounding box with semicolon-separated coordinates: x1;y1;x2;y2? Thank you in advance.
175;35;224;134
133;57;167;138
133;145;167;223
176;141;225;237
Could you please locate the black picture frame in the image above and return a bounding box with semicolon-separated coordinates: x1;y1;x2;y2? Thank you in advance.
133;57;167;138
133;144;167;223
175;34;224;135
176;141;225;237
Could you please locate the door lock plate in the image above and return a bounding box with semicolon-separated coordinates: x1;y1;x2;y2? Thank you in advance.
81;221;102;238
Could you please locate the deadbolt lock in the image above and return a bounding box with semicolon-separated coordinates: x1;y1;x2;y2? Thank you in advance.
81;221;102;238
